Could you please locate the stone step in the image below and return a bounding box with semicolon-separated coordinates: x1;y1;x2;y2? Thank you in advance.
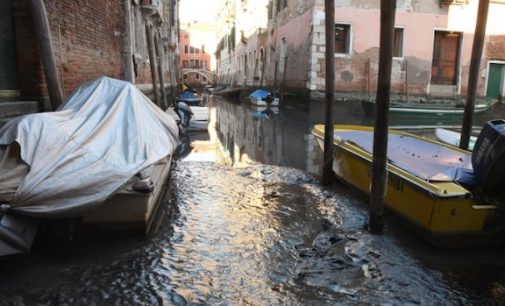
0;101;42;118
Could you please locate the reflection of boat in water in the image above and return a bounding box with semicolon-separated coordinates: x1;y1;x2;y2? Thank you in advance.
249;89;279;106
176;89;203;106
0;77;179;255
312;122;505;247
435;128;477;151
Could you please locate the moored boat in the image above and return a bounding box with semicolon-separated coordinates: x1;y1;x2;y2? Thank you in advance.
0;77;179;255
213;86;241;100
435;128;477;150
362;100;490;117
249;89;279;106
312;124;505;247
176;90;203;106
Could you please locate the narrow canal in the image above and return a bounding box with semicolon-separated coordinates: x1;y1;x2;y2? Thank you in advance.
1;95;505;304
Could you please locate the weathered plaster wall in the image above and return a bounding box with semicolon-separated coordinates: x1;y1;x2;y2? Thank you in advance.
307;3;500;97
264;8;313;90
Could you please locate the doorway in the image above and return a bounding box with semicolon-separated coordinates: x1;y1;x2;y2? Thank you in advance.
486;62;505;102
431;31;461;86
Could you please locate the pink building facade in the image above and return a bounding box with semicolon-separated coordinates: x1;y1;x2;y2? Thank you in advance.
179;30;212;86
215;0;505;101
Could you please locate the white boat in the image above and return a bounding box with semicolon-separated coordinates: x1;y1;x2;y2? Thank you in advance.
0;77;179;255
435;128;477;150
249;89;279;106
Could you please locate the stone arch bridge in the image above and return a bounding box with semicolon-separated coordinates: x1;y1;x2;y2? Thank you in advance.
182;68;216;84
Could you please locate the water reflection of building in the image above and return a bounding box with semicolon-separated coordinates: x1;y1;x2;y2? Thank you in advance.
213;98;319;174
214;0;505;102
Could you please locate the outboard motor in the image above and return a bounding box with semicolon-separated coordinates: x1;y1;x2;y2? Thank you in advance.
174;102;193;129
472;119;505;195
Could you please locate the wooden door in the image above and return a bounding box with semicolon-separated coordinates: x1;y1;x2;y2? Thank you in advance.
0;0;17;90
431;31;461;85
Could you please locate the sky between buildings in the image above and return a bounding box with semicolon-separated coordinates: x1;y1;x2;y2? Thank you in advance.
179;0;222;70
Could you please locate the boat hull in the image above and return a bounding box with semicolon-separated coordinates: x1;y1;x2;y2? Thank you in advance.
312;124;504;247
361;100;490;126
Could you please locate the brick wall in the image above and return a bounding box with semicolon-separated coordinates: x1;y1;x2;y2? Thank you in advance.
487;35;505;61
13;0;124;99
45;0;124;96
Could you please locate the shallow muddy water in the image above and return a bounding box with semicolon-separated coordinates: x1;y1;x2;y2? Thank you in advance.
1;95;505;304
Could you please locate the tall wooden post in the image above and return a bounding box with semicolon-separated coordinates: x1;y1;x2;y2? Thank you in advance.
145;22;160;106
154;31;167;109
460;0;490;150
29;0;64;110
122;0;134;83
322;0;335;185
370;0;396;234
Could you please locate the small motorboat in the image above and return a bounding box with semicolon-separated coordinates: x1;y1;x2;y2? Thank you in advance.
312;120;505;247
362;100;490;117
249;89;279;106
213;86;241;100
176;89;203;106
0;77;179;255
435;128;477;151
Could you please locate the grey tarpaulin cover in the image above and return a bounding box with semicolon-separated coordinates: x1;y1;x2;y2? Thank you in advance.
0;77;178;254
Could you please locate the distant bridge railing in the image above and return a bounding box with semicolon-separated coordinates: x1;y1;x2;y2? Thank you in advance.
181;68;216;83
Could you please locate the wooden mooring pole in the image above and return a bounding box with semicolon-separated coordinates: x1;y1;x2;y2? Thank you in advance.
369;0;396;234
322;0;335;185
145;23;160;106
29;0;64;110
154;31;167;109
460;0;490;150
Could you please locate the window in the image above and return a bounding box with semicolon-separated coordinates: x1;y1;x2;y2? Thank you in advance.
184;74;188;80
335;24;351;54
393;27;404;58
260;48;264;59
184;45;188;54
196;48;200;54
190;46;195;54
196;74;200;80
184;34;188;39
183;60;188;68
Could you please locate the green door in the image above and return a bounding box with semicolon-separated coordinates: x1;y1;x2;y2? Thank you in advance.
486;63;504;101
0;0;17;90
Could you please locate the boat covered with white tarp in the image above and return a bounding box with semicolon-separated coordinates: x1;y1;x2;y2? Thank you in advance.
0;77;179;255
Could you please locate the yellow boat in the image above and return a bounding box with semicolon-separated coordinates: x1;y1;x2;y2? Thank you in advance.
312;124;505;247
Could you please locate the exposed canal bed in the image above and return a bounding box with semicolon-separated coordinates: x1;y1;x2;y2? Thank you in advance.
1;95;505;304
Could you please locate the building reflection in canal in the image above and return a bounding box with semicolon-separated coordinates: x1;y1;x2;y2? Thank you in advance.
209;94;502;175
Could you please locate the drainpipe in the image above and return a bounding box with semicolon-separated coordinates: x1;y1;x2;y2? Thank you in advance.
460;0;490;150
322;0;335;186
28;0;64;110
370;0;397;234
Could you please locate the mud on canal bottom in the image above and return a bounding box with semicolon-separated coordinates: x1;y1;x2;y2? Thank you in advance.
0;160;504;305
